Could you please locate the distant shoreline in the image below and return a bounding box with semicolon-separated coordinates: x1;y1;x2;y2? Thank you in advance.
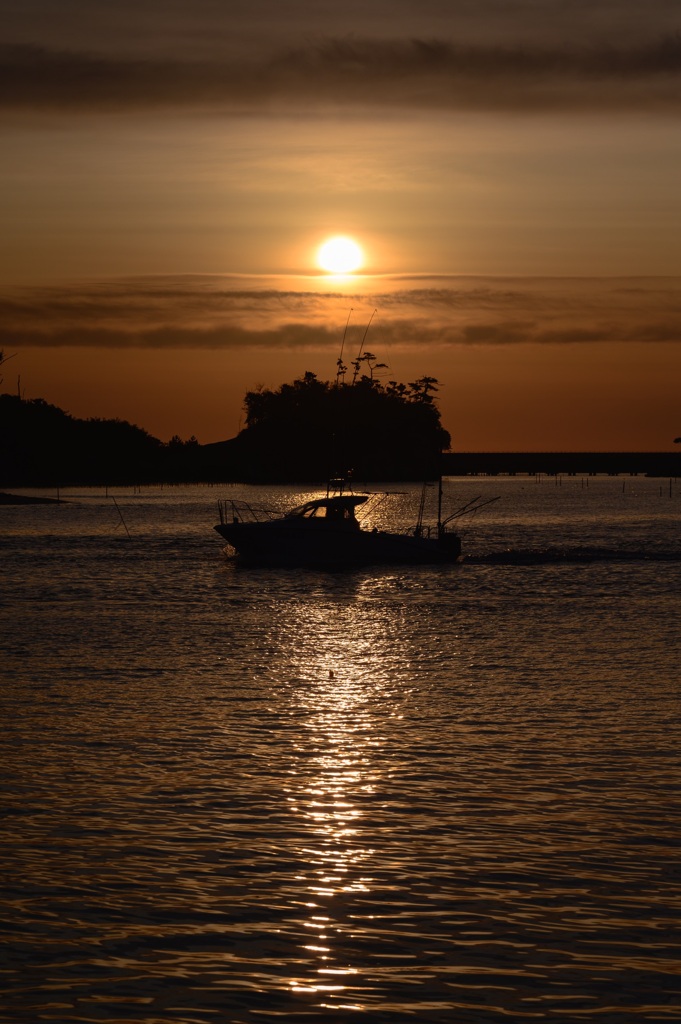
443;452;680;477
0;492;65;505
1;449;679;497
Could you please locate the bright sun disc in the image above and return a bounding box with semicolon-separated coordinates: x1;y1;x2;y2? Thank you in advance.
317;236;363;274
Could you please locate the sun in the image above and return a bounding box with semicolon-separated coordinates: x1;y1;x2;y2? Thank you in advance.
317;236;363;274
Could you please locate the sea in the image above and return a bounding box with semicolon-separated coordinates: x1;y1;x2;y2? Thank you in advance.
1;476;680;1024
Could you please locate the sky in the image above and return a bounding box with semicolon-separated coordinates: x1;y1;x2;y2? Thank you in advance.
1;0;681;450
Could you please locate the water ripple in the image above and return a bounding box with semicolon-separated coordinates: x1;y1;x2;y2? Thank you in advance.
1;482;680;1021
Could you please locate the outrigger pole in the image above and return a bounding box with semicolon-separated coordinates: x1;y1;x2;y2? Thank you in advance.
442;494;500;526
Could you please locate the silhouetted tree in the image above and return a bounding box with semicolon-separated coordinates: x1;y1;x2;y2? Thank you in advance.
236;364;450;481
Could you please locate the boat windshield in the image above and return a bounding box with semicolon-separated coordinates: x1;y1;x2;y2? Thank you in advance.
286;502;325;518
285;498;364;521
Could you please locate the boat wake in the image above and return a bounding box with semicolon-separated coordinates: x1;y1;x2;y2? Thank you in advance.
464;545;681;565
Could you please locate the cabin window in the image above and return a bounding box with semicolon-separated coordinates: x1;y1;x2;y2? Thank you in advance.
326;503;354;521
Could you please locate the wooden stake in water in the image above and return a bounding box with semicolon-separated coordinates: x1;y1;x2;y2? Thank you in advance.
111;497;131;538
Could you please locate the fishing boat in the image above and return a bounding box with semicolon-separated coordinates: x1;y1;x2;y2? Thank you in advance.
214;480;496;568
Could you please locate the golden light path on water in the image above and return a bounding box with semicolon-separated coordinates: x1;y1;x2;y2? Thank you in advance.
273;590;407;1013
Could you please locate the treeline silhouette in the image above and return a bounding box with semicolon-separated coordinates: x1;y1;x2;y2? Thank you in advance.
228;371;450;481
0;394;201;486
0;369;450;486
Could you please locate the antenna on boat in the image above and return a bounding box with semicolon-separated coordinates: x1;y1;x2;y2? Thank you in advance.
336;308;353;386
351;308;377;384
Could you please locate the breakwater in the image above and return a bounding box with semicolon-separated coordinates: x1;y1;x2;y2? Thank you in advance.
443;451;680;476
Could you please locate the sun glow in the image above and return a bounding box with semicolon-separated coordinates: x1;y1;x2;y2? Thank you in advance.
317;236;363;274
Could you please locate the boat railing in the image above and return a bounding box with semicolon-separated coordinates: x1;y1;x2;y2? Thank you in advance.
217;499;282;525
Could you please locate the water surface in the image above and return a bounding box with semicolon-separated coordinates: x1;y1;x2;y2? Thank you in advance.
1;478;680;1022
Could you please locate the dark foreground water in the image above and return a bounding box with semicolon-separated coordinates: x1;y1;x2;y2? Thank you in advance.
1;478;680;1023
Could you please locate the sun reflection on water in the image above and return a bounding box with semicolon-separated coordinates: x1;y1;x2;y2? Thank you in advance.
269;590;411;1009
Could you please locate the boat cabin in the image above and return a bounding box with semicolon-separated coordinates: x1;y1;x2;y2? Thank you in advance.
284;495;367;525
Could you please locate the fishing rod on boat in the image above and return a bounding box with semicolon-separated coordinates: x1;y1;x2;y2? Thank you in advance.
351;308;377;384
437;467;444;534
336;308;353;385
416;481;432;536
442;494;500;526
355;491;393;523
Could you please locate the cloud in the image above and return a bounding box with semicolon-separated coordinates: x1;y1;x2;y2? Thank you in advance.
7;2;681;55
1;34;681;115
2;275;681;351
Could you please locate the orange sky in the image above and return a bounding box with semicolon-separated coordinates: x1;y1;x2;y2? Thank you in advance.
1;1;681;450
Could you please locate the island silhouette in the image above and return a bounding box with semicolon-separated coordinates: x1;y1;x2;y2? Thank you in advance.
1;359;678;489
0;367;449;487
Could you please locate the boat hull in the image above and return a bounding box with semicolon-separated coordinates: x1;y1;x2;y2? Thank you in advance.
214;521;461;568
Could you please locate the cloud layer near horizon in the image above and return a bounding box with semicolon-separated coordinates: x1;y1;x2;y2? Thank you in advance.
3;275;681;351
2;34;681;115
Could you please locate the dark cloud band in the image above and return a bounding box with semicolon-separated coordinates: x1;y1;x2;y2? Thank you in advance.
2;275;681;348
2;36;681;114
